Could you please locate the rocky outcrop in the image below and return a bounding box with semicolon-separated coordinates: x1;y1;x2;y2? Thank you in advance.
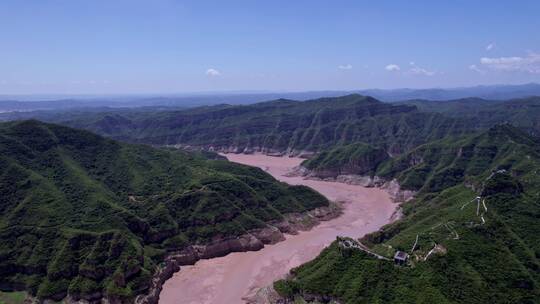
133;234;266;304
380;179;416;203
171;144;317;158
251;226;286;244
298;142;390;177
245;286;343;304
293;166;415;204
134;203;341;304
244;285;283;304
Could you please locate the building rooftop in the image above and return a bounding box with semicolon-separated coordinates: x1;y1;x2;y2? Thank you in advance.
394;251;408;261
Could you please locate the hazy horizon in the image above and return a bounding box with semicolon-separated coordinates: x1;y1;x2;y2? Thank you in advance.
1;82;540;100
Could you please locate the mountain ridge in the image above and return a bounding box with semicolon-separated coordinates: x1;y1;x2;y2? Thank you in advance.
275;124;540;303
1;95;477;157
0;120;331;303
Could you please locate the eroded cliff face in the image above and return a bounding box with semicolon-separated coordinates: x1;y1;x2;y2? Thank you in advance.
172;144;316;158
73;94;474;157
1;121;336;304
24;204;340;304
291;166;415;204
134;203;342;304
300;143;390;178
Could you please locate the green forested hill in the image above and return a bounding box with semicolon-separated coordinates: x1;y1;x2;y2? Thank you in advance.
2;95;540;158
401;96;540;136
301;123;540;190
378;124;540;192
276;125;540;303
300;97;540;179
2;95;540;304
0;120;328;302
301;143;389;177
2;95;477;156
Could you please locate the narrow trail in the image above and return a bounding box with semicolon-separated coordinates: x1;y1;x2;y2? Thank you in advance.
338;238;390;261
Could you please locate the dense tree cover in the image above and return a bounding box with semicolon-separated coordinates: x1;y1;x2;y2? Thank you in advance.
301;143;389;177
304;124;540;193
2;94;540;304
401;96;540;137
378;124;540;192
276;125;540;303
0;120;328;302
0;95;477;155
3;95;540;160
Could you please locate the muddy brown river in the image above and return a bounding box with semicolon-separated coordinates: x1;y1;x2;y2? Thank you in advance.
159;153;396;304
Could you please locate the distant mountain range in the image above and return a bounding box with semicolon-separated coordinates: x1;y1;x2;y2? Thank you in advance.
1;83;540;112
362;82;540;102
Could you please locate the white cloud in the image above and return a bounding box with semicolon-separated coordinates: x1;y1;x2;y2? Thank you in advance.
479;53;540;73
338;64;353;70
486;43;495;51
469;64;485;74
410;67;435;76
206;68;221;77
385;64;400;72
407;62;436;76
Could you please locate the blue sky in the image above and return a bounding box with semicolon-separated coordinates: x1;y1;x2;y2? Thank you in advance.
1;0;540;94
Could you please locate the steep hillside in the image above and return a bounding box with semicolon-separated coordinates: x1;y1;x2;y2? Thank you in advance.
6;95;476;156
0;120;329;303
275;125;540;303
378;124;540;192
301;123;540;189
301;143;389;178
402;96;540;136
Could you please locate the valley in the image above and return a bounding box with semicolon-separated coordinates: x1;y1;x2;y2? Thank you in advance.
3;3;540;304
2;96;540;304
0;121;331;304
159;153;396;304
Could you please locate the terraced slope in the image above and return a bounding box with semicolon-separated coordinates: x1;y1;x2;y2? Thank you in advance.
3;96;540;157
276;125;540;303
301;143;389;178
1;95;475;156
402;96;540;136
377;124;540;192
0;120;328;303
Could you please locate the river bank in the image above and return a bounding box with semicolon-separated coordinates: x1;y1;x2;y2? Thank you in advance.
158;153;397;304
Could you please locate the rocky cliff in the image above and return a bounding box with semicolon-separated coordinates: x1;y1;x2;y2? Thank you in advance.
134;203;341;304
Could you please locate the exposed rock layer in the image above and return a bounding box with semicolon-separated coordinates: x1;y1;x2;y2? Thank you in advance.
290;166;415;203
134;204;341;304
